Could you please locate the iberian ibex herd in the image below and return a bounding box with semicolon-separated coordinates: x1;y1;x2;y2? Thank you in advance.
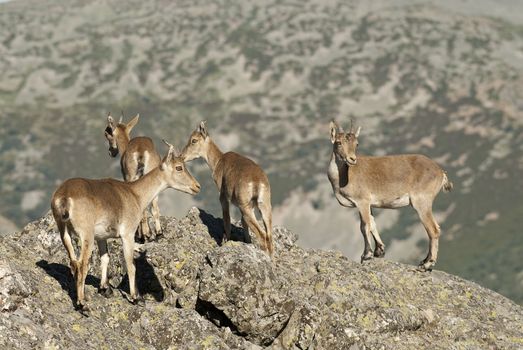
51;116;452;312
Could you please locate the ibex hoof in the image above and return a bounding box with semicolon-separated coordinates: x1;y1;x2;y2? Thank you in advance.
98;286;113;298
417;260;435;272
374;247;385;258
76;302;91;316
360;253;373;263
154;230;164;241
125;294;145;306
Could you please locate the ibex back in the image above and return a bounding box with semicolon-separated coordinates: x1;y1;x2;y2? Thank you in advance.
327;121;453;271
181;122;274;256
104;113;162;241
51;142;200;312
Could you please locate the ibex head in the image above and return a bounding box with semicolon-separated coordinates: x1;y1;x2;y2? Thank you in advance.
104;112;140;157
160;140;201;195
329;120;361;166
180;121;209;162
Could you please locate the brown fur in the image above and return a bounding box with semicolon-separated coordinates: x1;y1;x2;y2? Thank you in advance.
51;146;200;312
327;121;453;271
181;122;274;256
105;114;162;241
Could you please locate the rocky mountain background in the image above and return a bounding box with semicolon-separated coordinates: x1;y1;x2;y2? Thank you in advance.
0;0;522;305
1;209;522;349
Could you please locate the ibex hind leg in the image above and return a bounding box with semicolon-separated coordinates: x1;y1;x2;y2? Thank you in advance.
220;194;231;244
56;220;79;277
239;205;269;254
412;197;440;271
75;228;95;313
258;201;274;257
96;239;112;297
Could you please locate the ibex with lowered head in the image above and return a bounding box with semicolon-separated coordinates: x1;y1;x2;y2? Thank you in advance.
181;122;274;256
104;113;162;241
51;142;200;312
327;121;453;271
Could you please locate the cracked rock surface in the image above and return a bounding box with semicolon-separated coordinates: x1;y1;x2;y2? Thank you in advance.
0;208;522;349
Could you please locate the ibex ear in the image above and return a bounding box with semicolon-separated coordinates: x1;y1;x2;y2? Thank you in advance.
355;126;361;137
160;139;176;170
198;121;208;138
329;121;338;144
126;114;140;132
107;113;115;129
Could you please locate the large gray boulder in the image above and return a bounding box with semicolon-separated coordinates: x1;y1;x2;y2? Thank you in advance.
0;208;521;349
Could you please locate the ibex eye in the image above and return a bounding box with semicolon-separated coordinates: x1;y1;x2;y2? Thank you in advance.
175;166;183;171
191;139;197;144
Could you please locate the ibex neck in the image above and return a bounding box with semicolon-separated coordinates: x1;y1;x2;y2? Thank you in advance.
116;135;130;155
205;139;223;174
129;167;166;211
329;152;350;188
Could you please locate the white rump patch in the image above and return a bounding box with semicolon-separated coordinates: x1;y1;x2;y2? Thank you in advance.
256;183;265;204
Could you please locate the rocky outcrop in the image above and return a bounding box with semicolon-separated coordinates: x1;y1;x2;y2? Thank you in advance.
0;208;522;349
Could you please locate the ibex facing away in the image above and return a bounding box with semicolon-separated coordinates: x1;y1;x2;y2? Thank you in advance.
327;121;453;271
51;142;200;312
104;113;162;241
181;122;274;256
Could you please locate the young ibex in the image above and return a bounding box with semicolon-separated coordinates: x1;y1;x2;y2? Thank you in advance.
327;121;453;271
104;113;162;241
51;142;200;312
181;122;274;256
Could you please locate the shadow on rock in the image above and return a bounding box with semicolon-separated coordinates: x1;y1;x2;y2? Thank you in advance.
118;250;165;302
36;260;100;308
198;209;250;245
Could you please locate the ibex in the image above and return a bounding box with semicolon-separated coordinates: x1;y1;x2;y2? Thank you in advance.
181;122;274;256
104;113;162;241
327;121;453;271
51;142;200;312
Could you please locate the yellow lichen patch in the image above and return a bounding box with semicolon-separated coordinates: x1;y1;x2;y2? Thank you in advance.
357;313;376;329
116;311;128;321
509;337;523;344
489;311;497;320
200;335;217;347
437;290;449;301
174;259;186;270
71;324;82;333
368;273;382;287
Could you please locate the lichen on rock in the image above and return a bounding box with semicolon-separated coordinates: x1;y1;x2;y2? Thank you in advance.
0;208;521;349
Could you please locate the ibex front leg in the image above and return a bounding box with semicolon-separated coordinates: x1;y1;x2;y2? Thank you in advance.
151;196;162;237
220;193;231;244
